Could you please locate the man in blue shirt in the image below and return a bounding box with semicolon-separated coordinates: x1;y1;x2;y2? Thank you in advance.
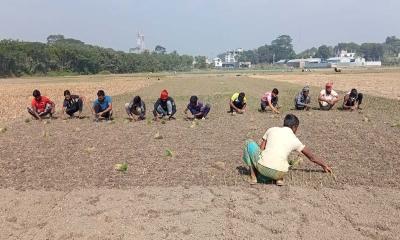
91;90;113;121
294;86;311;110
184;95;211;119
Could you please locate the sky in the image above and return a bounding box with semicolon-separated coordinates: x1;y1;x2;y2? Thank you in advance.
1;0;400;57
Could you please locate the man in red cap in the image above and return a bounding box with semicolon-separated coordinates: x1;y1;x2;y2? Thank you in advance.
318;82;339;110
153;89;177;120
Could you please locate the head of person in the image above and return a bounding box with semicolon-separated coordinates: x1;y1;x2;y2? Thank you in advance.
350;88;358;100
32;89;41;101
238;92;245;102
97;90;105;102
133;96;141;105
64;90;71;100
283;114;300;133
160;89;169;102
189;95;198;106
272;88;279;97
302;86;310;97
325;83;333;94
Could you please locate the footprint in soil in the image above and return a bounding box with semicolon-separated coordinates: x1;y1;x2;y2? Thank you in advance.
146;209;160;218
6;216;17;223
87;195;101;205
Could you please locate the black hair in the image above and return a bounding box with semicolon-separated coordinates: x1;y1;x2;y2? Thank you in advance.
350;88;358;98
133;96;141;104
272;88;279;95
33;89;41;98
97;90;105;97
64;90;71;96
190;95;198;104
238;92;245;100
283;114;299;129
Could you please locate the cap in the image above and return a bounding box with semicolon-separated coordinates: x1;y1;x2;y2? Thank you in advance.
160;89;169;100
302;86;310;92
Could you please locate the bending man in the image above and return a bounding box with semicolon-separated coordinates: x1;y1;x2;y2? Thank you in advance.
343;88;363;111
242;114;332;186
125;96;146;121
153;89;177;120
62;90;84;118
184;95;211;120
91;90;113;121
27;89;55;120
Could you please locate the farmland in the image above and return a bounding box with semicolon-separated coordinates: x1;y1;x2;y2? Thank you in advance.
0;69;400;239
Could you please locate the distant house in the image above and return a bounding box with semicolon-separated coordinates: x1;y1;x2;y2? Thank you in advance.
287;58;321;68
224;48;243;63
213;58;223;68
275;59;287;65
327;50;367;67
239;62;251;68
222;62;237;68
214;48;247;69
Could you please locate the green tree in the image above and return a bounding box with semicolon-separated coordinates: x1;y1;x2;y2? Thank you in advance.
296;47;317;59
360;43;384;61
333;42;360;55
315;45;333;59
237;50;258;64
257;45;273;63
271;35;296;61
47;34;64;44
155;45;166;54
194;56;207;69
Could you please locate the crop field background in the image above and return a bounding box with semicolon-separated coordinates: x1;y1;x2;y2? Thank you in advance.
0;69;399;239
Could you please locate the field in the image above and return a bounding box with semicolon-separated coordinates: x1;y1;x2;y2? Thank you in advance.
0;70;400;239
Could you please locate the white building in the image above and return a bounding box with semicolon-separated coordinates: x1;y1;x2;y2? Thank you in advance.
327;50;365;65
287;58;321;68
213;58;223;68
224;48;243;63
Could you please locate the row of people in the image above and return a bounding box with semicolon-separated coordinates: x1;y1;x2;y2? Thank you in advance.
27;83;363;121
228;83;363;114
27;89;211;121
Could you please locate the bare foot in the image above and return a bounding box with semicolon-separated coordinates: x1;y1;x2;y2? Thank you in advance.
275;179;285;186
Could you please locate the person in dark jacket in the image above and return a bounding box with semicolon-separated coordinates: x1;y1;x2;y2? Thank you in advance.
153;89;176;121
343;88;363;111
125;96;146;120
294;86;311;110
62;90;85;118
184;95;211;120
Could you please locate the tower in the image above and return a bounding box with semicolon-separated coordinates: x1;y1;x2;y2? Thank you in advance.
137;32;145;52
129;32;146;53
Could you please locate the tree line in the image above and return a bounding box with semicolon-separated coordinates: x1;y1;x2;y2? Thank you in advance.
220;35;400;66
0;35;194;77
2;34;400;77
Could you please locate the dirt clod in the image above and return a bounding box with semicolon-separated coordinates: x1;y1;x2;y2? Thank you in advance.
114;163;128;172
0;127;7;133
212;161;226;170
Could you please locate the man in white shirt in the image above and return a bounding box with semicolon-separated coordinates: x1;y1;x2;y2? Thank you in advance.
318;83;339;110
242;114;332;186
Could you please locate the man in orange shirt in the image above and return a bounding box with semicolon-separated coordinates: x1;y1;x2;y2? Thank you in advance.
27;89;55;120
